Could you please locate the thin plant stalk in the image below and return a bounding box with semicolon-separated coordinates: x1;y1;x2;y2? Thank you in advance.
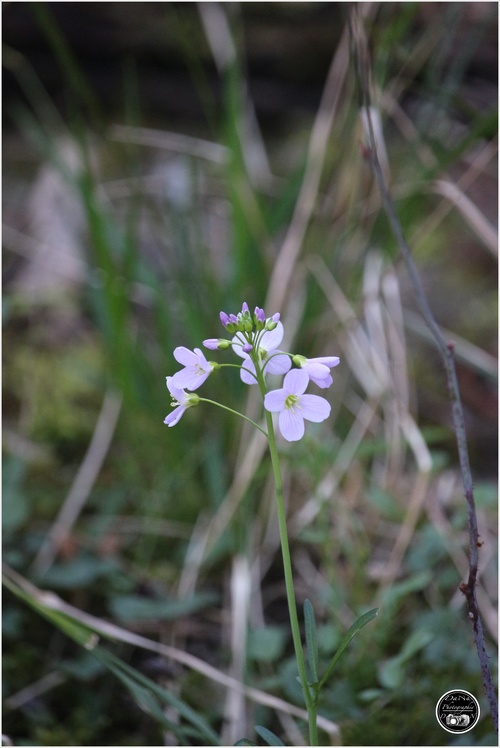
256;367;319;746
348;5;498;732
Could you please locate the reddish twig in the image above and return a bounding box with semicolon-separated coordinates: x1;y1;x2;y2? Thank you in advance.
348;6;497;732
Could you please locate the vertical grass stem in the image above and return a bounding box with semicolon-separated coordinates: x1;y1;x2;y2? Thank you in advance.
256;368;318;745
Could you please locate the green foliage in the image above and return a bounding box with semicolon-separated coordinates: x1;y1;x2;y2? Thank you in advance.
304;599;319;685
254;725;285;746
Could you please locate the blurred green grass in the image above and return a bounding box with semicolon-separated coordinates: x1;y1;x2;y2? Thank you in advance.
3;3;497;746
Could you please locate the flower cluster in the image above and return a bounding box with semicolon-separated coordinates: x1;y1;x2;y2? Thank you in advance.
164;302;340;442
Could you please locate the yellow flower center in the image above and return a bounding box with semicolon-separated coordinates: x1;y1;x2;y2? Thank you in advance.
285;394;299;411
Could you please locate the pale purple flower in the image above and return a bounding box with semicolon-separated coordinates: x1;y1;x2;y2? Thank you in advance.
164;377;199;427
171;347;215;390
264;368;331;442
232;321;291;384
202;338;231;351
294;355;340;388
254;306;266;324
203;338;219;350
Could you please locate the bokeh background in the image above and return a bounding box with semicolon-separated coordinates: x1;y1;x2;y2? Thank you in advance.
3;3;498;746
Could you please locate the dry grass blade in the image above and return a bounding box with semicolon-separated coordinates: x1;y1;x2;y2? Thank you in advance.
403;309;498;379
433;179;498;257
3;564;341;744
5;672;66;711
197;2;272;187
265;17;352;316
412;139;498;253
109;124;229;164
222;555;252;745
349;4;498;730
32;389;122;576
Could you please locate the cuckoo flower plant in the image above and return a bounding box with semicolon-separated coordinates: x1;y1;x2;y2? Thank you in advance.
164;302;376;745
164;377;199;427
264;368;331;441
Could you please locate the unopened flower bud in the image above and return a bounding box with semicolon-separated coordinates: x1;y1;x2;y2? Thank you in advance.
254;306;266;322
203;338;219;350
220;311;230;327
265;312;280;331
242;343;253;353
203;338;231;350
254;306;266;330
227;313;239;333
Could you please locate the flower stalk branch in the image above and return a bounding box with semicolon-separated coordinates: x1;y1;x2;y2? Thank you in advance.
256;367;319;746
163;300;358;744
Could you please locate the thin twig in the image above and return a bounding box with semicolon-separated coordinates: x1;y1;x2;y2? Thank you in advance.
348;5;498;732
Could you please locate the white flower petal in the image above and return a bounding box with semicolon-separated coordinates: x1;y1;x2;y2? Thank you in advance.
279;409;305;441
300;394;331;422
193;347;208;363
166;377;186;401
164;405;186;427
283;368;309;395
172;368;210;391
261;322;284;351
240;357;258;384
264;389;287;412
310;356;340;368
265;352;292;376
304;362;330;380
173;346;199;366
310;373;333;389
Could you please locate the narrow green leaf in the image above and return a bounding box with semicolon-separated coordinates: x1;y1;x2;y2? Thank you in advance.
3;572;98;650
114;671;187;737
93;647;221;745
378;629;434;689
255;726;285;746
303;599;319;684
3;570;220;745
319;608;378;690
108;591;217;623
234;740;257;746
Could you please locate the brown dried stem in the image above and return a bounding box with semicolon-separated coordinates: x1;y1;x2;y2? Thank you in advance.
348;5;497;733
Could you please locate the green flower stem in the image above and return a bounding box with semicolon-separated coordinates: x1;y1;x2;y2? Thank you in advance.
255;370;319;746
198;398;268;437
